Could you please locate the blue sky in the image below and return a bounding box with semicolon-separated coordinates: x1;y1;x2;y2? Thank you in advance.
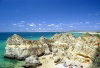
0;0;100;32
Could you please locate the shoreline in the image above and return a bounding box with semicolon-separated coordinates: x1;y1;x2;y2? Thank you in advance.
72;32;100;35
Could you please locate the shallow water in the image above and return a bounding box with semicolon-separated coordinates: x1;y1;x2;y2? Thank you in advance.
0;32;83;68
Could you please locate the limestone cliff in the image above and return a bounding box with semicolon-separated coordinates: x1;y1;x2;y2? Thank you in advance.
4;33;100;68
4;34;51;60
51;33;75;51
50;33;100;68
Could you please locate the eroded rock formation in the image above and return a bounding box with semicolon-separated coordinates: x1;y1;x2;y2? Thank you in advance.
50;33;100;68
24;55;42;68
4;33;100;68
4;34;51;60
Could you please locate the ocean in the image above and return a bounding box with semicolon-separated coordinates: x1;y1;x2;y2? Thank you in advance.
0;32;83;68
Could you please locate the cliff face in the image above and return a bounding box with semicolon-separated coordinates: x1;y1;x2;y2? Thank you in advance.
51;33;76;51
49;33;100;68
66;35;100;64
4;34;50;60
4;33;100;68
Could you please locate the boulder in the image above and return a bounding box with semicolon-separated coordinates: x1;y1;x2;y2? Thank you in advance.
23;55;42;68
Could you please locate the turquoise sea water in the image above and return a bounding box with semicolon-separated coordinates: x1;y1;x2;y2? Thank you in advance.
0;32;83;68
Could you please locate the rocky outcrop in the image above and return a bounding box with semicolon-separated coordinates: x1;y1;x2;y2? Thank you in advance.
50;33;100;68
50;33;75;43
66;34;100;64
4;32;100;68
51;33;75;52
4;34;51;60
24;55;42;68
6;34;25;45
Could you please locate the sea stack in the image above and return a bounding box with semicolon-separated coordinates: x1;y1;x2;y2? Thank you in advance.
4;34;51;60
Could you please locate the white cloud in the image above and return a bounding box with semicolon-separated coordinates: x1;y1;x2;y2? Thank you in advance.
11;21;100;32
12;21;26;27
28;23;36;27
85;22;90;24
69;25;73;27
30;24;34;26
48;24;55;26
39;24;42;26
39;28;41;30
12;23;25;27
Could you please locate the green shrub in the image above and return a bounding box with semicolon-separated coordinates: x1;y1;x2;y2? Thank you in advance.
85;32;90;35
94;34;100;38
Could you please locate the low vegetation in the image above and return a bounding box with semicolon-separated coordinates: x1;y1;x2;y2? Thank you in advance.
94;34;100;38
